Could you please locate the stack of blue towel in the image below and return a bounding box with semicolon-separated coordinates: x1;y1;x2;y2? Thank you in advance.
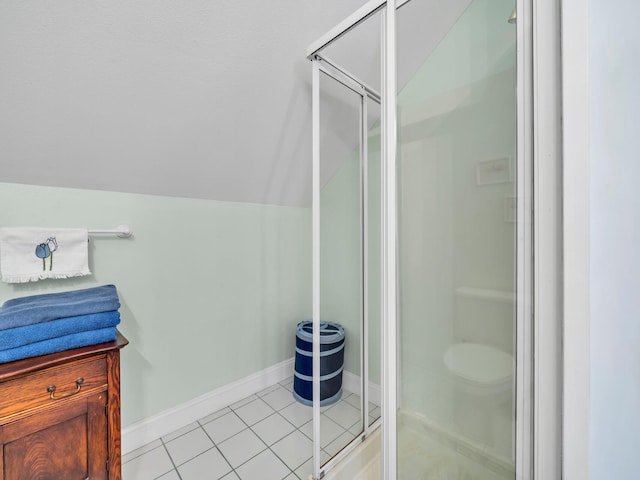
0;285;121;363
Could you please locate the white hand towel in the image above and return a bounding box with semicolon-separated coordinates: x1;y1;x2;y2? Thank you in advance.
0;227;91;283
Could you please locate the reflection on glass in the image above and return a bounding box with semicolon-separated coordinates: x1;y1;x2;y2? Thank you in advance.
396;0;517;478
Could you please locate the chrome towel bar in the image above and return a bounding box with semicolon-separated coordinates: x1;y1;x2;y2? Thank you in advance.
88;225;132;238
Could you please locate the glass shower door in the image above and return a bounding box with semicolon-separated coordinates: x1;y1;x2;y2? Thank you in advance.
309;51;383;480
307;7;385;479
396;0;519;478
317;66;364;468
308;0;530;477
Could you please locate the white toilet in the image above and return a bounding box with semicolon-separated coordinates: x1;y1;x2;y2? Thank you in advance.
443;342;513;448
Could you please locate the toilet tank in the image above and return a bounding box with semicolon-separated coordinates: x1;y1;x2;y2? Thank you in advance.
453;287;514;354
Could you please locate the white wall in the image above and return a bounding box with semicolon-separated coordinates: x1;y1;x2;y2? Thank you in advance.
589;1;640;477
0;0;366;207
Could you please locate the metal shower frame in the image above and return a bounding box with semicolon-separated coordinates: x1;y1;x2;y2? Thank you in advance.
307;0;535;478
308;2;394;479
309;53;382;480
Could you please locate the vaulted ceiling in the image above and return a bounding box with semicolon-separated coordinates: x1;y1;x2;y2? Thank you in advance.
0;0;471;207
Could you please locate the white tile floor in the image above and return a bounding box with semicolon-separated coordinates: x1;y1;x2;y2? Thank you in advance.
122;377;381;480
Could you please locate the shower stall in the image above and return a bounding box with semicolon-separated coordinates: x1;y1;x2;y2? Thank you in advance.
305;0;532;479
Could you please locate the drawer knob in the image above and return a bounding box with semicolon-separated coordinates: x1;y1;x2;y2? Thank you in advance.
47;377;84;400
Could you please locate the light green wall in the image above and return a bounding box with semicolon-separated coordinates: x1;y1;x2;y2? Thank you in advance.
0;182;310;426
319;135;382;387
320;153;361;377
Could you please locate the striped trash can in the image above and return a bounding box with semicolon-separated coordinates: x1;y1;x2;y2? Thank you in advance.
293;320;345;406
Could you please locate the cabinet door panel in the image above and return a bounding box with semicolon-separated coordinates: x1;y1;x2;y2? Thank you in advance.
1;393;107;480
5;414;87;480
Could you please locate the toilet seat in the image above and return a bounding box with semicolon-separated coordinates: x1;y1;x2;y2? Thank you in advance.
444;343;513;386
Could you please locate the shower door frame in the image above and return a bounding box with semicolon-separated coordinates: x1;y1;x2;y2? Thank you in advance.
307;0;561;478
311;53;382;479
310;6;395;479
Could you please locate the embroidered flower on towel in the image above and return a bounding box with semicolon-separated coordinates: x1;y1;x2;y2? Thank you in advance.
0;227;90;283
35;237;58;271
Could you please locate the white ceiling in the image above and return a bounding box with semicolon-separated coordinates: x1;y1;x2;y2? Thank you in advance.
0;0;469;207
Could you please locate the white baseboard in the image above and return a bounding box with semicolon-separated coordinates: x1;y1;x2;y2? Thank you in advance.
122;357;294;454
342;370;381;407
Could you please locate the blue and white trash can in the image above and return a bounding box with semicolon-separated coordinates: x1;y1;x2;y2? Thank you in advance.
293;320;345;407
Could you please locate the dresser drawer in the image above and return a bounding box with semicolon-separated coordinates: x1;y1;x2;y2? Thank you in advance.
0;355;107;421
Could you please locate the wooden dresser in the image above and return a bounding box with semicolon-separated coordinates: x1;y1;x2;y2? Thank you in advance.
0;332;128;480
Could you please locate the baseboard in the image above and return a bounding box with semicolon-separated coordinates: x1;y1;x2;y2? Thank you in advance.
122;357;294;454
342;370;381;406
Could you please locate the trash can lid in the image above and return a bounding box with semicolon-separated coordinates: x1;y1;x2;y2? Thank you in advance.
297;320;344;344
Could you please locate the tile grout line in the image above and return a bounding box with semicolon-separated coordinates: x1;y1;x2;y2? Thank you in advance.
262;428;308;478
253;395;315;478
235;402;299;479
223;403;285;477
123;441;164;466
197;418;240;479
158;437;182;480
233;390;316;478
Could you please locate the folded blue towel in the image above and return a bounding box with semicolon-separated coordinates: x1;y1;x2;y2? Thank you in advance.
0;285;120;330
0;327;118;364
0;311;120;351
